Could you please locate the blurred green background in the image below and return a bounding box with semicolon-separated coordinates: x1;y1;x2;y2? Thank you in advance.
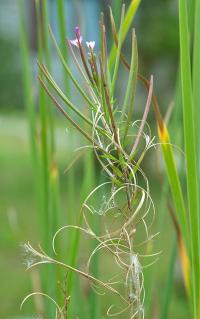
0;0;188;318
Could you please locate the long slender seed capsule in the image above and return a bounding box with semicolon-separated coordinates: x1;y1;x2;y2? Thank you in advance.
122;29;138;141
38;77;94;144
89;49;99;87
38;62;95;128
38;76;110;157
100;13;106;68
111;4;125;97
88;58;98;87
75;28;94;84
100;13;111;90
99;56;119;145
130;75;153;157
48;25;94;108
38;62;107;138
110;18;163;130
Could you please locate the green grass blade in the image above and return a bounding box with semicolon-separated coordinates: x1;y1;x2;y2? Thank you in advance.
42;0;55;156
112;0;123;27
109;0;141;70
42;0;51;69
18;2;41;313
35;7;53;317
35;0;50;251
48;164;63;306
18;0;38;167
192;3;200;314
158;126;188;246
188;0;196;34
80;151;99;319
160;239;177;319
193;0;200;176
122;29;138;118
56;0;70;93
179;0;200;316
122;30;138;141
110;4;125;97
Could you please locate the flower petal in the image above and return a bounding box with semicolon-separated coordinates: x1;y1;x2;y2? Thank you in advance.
70;36;83;47
86;41;95;50
70;39;79;47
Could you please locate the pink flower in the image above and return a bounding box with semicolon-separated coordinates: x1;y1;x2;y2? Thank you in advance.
69;26;83;47
69;27;95;51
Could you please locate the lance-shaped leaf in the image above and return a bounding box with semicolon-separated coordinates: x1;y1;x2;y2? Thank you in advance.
179;0;200;315
110;4;125;97
122;29;138;141
109;0;141;70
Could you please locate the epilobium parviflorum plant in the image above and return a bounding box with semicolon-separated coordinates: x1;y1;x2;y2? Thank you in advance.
21;5;163;319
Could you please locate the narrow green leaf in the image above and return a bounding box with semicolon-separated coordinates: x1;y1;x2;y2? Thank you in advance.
122;30;138;141
179;0;200;315
35;0;50;250
35;1;52;316
122;29;138;118
112;0;123;27
193;0;200;177
56;0;70;93
18;0;38;167
110;4;125;97
192;4;200;315
109;0;141;70
159;126;188;246
160;239;177;319
41;0;55;155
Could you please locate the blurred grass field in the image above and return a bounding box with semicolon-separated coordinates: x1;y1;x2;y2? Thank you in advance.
0;113;74;318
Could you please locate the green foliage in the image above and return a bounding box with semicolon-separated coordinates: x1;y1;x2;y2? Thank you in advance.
179;0;200;317
0;38;23;110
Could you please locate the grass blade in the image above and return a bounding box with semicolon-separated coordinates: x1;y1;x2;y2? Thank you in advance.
35;1;51;316
160;239;177;319
110;4;125;97
42;0;55;155
18;0;38;168
112;0;123;27
109;0;141;70
179;0;200;316
122;29;138;122
193;0;200;177
56;0;70;93
158;125;188;246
